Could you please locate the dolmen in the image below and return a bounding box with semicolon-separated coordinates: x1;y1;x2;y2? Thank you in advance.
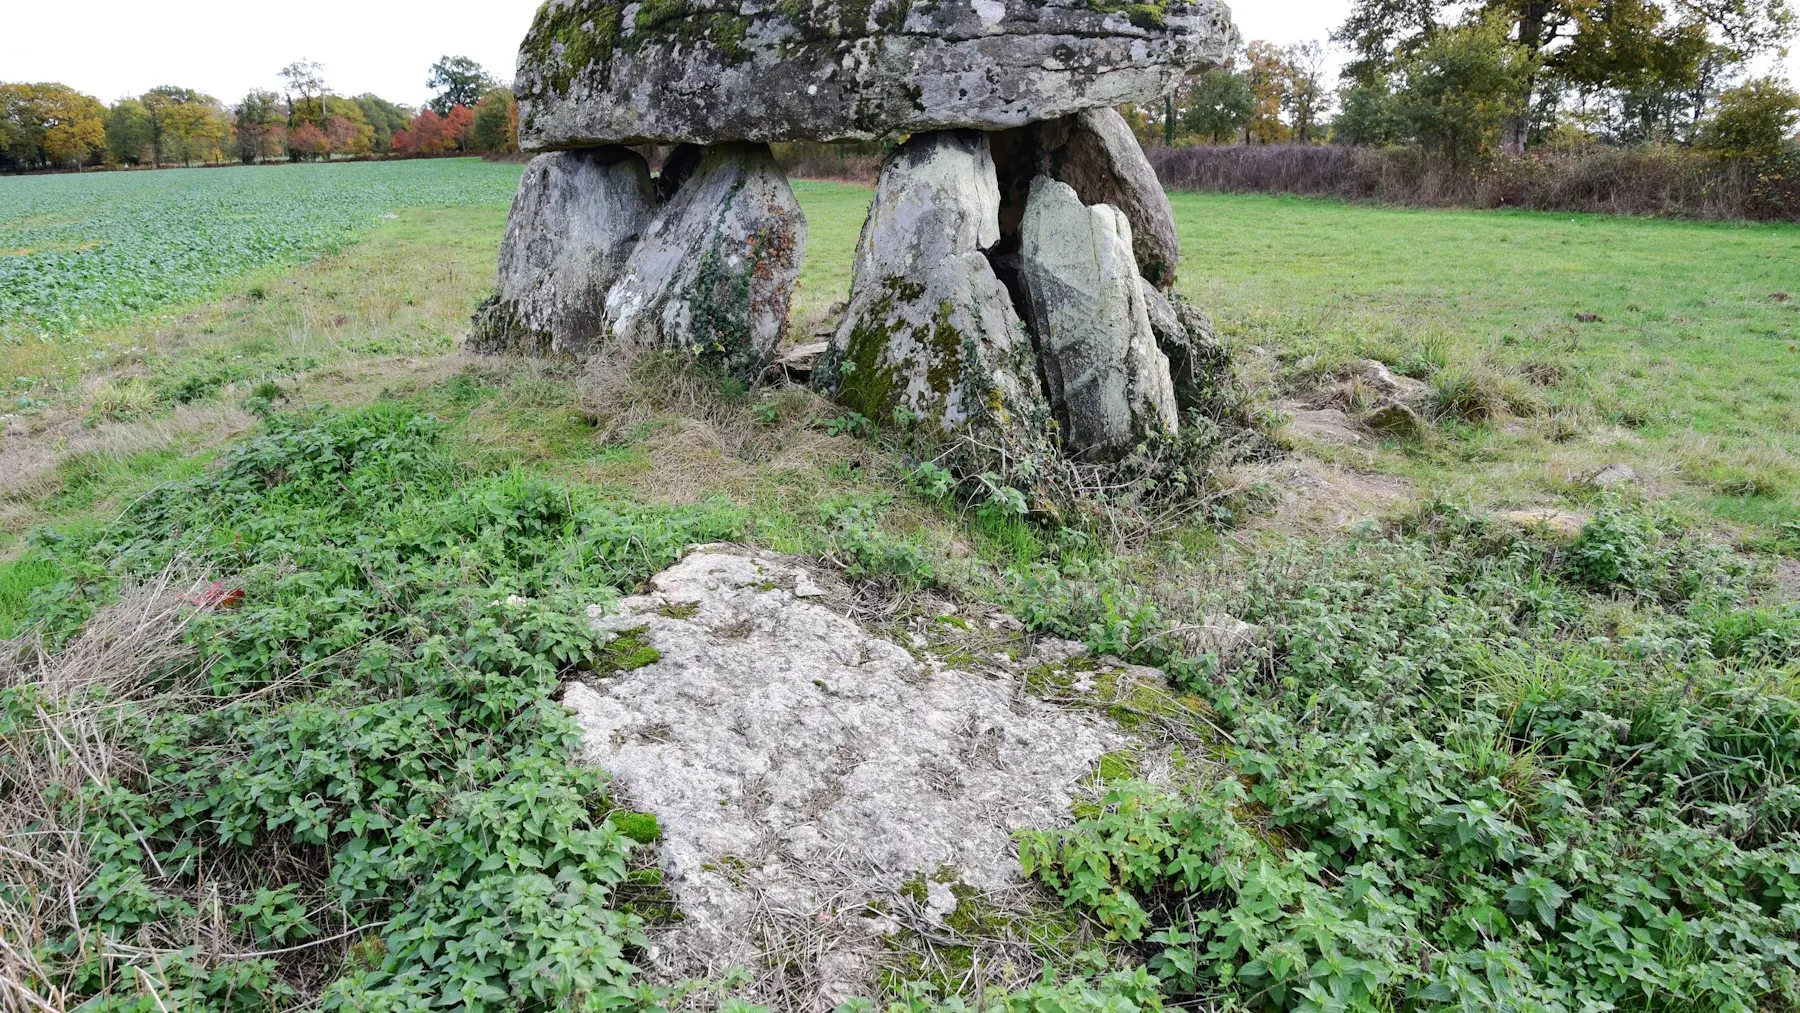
473;0;1236;462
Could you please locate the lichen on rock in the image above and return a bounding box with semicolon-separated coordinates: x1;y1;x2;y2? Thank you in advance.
470;147;657;357
516;0;1237;147
604;142;806;381
817;130;1041;436
563;547;1124;1005
1017;175;1179;460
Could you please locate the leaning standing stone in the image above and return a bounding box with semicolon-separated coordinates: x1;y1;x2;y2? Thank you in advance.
605;143;805;381
1018;176;1178;460
471;147;656;356
819;130;1041;434
992;109;1182;290
1053;109;1182;290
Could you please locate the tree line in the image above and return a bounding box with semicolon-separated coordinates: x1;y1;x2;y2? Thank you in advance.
1135;0;1798;163
0;56;517;173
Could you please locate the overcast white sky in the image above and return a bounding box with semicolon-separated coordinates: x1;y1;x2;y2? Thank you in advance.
2;0;1793;107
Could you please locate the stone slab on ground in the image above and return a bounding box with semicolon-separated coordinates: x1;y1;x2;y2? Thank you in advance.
563;547;1124;1006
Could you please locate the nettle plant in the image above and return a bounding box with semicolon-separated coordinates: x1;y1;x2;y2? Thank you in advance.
1018;505;1800;1012
2;404;741;1010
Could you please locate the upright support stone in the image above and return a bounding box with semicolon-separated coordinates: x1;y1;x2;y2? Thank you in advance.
1018;176;1178;461
818;130;1041;435
471;147;656;356
604;143;805;382
1141;282;1234;420
991;109;1182;289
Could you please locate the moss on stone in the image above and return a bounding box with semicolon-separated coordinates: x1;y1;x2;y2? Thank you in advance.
599;627;662;672
608;809;664;843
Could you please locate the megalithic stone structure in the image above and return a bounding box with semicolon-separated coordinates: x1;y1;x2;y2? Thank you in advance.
475;0;1238;459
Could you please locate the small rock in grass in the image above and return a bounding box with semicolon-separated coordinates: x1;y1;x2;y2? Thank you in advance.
1498;508;1589;538
1285;407;1367;446
1364;402;1428;440
1586;463;1638;488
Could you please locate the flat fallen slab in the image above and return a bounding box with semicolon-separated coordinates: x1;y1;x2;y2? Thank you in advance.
516;0;1237;147
563;547;1123;1005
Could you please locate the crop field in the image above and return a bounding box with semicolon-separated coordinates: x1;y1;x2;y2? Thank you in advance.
3;162;1799;1013
0;158;522;341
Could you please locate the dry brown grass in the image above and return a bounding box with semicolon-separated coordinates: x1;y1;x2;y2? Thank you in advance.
0;574;204;1009
578;351;877;507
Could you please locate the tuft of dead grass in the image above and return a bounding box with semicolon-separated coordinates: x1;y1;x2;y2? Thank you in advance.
0;573;206;1008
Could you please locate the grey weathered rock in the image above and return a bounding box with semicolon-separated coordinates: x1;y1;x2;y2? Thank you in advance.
471;148;656;356
1355;359;1429;404
1586;462;1638;488
1283;406;1367;445
1018;175;1177;459
820;130;1041;433
605;143;805;380
517;0;1236;148
991;108;1180;288
1364;401;1428;439
564;547;1120;1004
1143;282;1232;419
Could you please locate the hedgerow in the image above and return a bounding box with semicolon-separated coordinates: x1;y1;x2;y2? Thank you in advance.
1;403;742;1009
1017;505;1800;1011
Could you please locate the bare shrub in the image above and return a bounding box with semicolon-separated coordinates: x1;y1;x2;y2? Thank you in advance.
1148;144;1800;221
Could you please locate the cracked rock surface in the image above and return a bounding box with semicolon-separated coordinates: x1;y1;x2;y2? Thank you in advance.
517;0;1236;147
562;547;1122;1006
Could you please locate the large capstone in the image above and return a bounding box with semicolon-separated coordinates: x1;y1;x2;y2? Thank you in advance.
605;143;805;381
471;147;656;356
1018;175;1178;460
517;0;1237;148
818;130;1041;434
991;107;1181;289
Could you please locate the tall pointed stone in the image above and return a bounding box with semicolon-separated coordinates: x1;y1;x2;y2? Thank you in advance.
471;147;656;356
991;108;1182;289
1018;176;1178;460
605;143;805;381
817;130;1041;435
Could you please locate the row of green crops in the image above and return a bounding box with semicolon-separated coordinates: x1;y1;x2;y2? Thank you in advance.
0;159;523;338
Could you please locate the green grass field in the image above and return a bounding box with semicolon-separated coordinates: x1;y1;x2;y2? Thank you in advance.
4;163;1800;1013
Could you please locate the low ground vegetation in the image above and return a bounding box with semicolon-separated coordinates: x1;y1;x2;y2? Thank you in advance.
1;162;1797;1012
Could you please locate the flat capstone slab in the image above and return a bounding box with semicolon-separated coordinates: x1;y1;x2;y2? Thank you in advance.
516;0;1237;147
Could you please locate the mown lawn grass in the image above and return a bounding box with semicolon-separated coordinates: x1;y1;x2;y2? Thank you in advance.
1169;192;1800;532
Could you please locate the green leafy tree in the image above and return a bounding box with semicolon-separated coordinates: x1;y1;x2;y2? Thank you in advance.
427;56;495;116
233;90;285;164
1334;0;1796;151
0;82;107;169
1396;16;1537;162
1333;77;1408;143
1698;76;1800;153
141;86;230;166
104;98;155;165
353;94;412;152
1182;68;1255;142
1283;41;1332;141
469;87;518;153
